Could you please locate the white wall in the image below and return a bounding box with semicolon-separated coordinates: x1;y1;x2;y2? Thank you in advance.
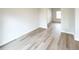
0;8;40;46
61;8;75;34
0;9;3;45
0;14;2;44
0;13;1;44
75;8;79;41
39;9;47;28
47;9;52;24
0;8;52;46
39;8;52;28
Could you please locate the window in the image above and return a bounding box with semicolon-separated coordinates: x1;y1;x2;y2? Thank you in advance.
56;11;61;19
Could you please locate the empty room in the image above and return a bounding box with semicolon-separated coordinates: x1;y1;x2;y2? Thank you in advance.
0;8;78;50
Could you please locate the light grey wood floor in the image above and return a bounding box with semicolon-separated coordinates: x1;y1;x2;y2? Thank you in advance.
0;23;79;50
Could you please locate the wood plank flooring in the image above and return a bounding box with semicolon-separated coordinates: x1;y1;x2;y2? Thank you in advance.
0;23;79;50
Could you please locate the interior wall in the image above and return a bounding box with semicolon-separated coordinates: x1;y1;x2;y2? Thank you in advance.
0;13;1;44
39;8;48;28
39;8;52;28
75;8;79;41
61;8;75;34
0;9;3;45
47;9;52;24
0;8;52;46
0;8;40;46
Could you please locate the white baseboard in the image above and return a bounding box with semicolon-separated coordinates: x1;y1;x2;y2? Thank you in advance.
39;26;47;29
75;35;79;41
61;31;75;35
0;32;27;46
75;37;79;41
0;27;40;47
0;38;17;46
